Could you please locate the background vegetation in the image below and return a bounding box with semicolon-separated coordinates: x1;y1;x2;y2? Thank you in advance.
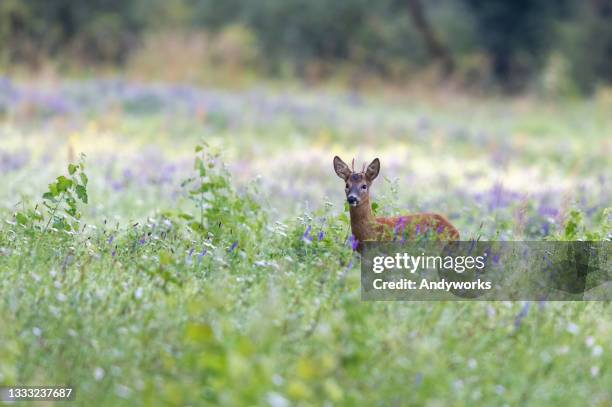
1;0;612;93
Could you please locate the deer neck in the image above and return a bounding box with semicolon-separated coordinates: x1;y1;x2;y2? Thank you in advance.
349;198;376;241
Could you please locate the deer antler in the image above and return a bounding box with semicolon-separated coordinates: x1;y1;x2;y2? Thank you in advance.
362;162;366;173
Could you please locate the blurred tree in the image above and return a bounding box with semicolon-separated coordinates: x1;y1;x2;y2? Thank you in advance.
462;0;565;90
564;0;612;92
406;0;454;76
1;0;610;92
0;0;145;65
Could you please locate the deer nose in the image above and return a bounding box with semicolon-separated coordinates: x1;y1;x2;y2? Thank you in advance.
347;195;358;205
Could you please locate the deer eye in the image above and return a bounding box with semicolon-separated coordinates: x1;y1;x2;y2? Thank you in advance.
345;184;349;189
361;184;367;189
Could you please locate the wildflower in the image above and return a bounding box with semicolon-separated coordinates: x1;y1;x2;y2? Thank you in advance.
94;367;105;381
198;249;207;265
414;372;423;386
566;322;579;335
302;226;313;243
135;287;143;299
468;239;476;255
228;241;238;253
492;254;501;264
514;302;531;328
348;234;359;251
394;218;405;242
108;235;114;245
318;230;325;241
585;336;595;348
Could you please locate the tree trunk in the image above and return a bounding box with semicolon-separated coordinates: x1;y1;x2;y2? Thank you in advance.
406;0;455;76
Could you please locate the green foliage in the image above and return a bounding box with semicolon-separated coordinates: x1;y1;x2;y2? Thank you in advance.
14;155;89;234
555;208;611;241
0;0;145;64
462;0;568;90
2;0;611;91
172;143;266;257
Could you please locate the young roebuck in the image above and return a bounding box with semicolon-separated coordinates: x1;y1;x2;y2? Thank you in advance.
333;156;459;250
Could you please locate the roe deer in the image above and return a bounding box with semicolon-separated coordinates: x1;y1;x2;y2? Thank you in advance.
333;156;459;250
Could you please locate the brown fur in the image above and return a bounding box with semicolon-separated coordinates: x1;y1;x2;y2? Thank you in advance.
334;156;460;250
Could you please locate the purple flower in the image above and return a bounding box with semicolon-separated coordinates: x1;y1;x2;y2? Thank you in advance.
198;249;207;265
414;372;424;386
348;234;359;251
468;239;476;255
514;302;531;329
303;225;312;238
228;240;238;253
139;235;146;245
318;231;325;241
416;224;421;236
108;235;114;245
538;206;559;218
437;225;445;234
394;217;405;241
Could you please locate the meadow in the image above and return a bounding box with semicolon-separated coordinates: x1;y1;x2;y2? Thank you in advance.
0;77;610;406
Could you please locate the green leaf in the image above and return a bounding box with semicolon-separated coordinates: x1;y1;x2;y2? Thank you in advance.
15;212;28;225
371;202;379;214
56;176;72;192
48;183;59;197
195;145;204;152
42;192;55;200
79;172;88;186
68;163;77;175
75;185;88;204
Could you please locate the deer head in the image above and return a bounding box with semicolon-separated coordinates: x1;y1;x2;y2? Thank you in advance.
333;156;380;207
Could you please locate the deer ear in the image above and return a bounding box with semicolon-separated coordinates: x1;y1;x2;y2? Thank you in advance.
366;158;380;181
333;156;351;180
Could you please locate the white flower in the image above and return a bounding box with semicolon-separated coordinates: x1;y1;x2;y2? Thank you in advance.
32;327;42;337
590;366;600;377
585;336;595;348
115;385;131;398
566;322;579;335
267;392;289;407
94;367;105;381
135;287;143;299
592;345;603;357
468;359;478;369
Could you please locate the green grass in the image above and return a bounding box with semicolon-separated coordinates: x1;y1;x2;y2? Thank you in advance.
0;81;610;406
